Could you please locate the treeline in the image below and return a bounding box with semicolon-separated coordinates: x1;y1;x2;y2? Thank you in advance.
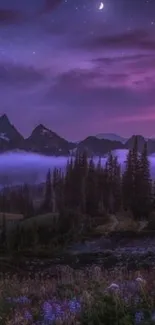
0;136;154;254
42;136;153;220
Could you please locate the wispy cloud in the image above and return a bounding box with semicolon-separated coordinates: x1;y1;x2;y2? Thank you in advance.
0;0;63;26
110;109;155;123
39;0;63;14
84;30;155;51
0;61;46;86
0;9;25;24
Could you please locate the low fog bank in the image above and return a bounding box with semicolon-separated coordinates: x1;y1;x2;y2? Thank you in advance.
0;150;155;187
0;152;68;187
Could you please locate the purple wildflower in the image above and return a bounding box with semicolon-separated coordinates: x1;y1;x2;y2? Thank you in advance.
151;311;155;321
135;311;144;324
42;301;57;322
24;310;33;321
68;298;81;313
6;296;30;304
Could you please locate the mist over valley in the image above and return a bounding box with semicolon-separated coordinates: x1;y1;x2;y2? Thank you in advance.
0;149;155;187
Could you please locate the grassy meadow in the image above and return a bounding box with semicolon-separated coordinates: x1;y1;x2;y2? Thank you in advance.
1;266;155;324
1;211;155;324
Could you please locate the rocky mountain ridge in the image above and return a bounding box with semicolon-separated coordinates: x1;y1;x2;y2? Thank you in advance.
0;114;154;156
95;133;128;143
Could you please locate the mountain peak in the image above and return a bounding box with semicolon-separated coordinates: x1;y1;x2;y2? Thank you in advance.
37;123;45;129
25;123;71;155
0;114;10;124
0;114;23;151
35;123;46;130
32;124;50;136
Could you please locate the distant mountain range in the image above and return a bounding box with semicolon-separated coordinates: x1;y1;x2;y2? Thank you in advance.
95;133;128;143
0;114;154;156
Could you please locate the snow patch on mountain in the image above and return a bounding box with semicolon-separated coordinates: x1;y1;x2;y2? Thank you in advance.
41;128;51;135
0;133;10;142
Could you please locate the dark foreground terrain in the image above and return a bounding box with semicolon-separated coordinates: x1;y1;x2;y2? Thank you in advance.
1;232;155;277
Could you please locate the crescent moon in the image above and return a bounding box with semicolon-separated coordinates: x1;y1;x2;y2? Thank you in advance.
99;2;104;10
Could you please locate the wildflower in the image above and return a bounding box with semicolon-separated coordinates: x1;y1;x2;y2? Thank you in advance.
151;311;155;321
68;298;81;313
135;311;144;324
42;301;56;322
6;296;31;304
108;283;119;290
54;302;64;317
135;277;146;284
24;310;33;321
123;296;130;304
134;295;141;305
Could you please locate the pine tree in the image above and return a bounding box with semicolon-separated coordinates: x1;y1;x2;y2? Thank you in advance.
151;180;155;210
139;142;152;218
122;136;150;219
102;162;110;212
85;157;98;218
112;156;122;212
66;152;83;210
64;158;74;209
107;152;116;213
79;151;88;213
1;212;6;249
131;137;146;219
132;136;141;208
44;169;52;212
96;157;105;215
79;151;88;178
21;184;34;217
53;168;64;213
122;149;134;211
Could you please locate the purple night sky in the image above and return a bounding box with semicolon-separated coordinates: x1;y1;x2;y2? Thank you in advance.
0;0;155;141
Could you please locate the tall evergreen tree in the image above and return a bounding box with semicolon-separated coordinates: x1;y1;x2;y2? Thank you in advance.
85;157;98;218
44;169;52;212
112;156;122;212
79;151;88;213
122;149;134;211
53;168;64;213
102;162;110;212
138;142;152;217
96;157;105;215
